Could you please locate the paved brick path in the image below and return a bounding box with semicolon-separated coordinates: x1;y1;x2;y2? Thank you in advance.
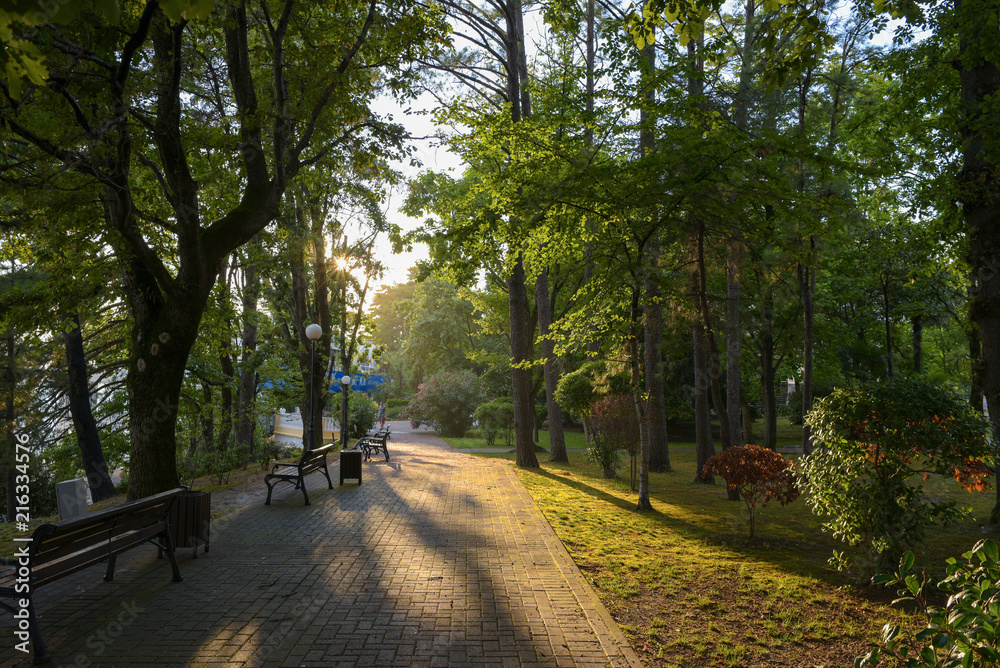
3;425;641;667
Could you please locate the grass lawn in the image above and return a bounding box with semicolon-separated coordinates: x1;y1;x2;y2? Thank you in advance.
474;419;999;668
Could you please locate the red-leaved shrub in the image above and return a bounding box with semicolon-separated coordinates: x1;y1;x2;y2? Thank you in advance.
702;445;800;539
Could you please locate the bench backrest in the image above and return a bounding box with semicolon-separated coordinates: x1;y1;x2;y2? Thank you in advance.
299;444;332;474
27;487;186;588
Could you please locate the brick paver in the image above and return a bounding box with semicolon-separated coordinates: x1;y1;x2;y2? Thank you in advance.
2;425;641;667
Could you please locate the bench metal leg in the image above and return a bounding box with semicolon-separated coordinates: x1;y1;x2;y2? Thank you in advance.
264;479;275;505
104;555;117;582
161;529;184;583
300;482;310;506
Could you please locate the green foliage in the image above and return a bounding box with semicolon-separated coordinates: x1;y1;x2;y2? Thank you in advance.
784;380;837;425
348;393;379;437
799;377;993;579
474;397;515;447
407;369;486;437
586;434;620;479
857;541;1000;668
702;445;800;539
555;362;604;419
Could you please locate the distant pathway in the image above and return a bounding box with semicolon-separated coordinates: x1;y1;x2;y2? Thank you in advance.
3;422;640;667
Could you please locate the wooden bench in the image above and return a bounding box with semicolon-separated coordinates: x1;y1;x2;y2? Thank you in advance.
264;444;334;506
0;487;186;664
359;428;391;462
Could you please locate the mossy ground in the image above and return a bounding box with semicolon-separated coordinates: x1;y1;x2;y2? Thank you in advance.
470;419;998;667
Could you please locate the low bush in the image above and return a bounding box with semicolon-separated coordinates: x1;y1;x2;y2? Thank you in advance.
407;369;486;437
702;444;800;539
475;397;514;447
857;540;1000;668
799;377;992;579
586;433;620;479
590;394;640;489
348;393;378;437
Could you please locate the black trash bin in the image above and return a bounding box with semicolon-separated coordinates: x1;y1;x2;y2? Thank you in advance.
340;449;362;485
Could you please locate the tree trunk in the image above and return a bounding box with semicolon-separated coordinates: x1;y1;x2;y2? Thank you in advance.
726;239;742;446
536;268;567;462
695;225;735;453
639;33;669;474
218;339;235;452
760;320;778;450
970;325;985;411
583;0;599;360
63;313;117;502
912;314;923;374
630;281;653;511
955;0;1000;523
125;298;200;499
741;397;753;445
200;383;214;452
797;252;815;454
692;318;715;484
644;244;670;473
511;253;539;467
234;250;260;458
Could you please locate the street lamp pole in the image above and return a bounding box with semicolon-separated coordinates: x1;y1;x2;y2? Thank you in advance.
305;323;323;452
340;374;352;449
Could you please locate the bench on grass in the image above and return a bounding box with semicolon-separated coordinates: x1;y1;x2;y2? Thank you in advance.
0;487;186;665
264;443;334;506
359;428;391;462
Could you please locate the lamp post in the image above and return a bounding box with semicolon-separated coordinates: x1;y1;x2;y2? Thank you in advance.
305;323;322;452
340;374;352;449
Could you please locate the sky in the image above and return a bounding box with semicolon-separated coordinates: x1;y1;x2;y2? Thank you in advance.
367;96;460;293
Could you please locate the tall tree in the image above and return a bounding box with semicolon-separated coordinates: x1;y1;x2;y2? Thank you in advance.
2;1;442;498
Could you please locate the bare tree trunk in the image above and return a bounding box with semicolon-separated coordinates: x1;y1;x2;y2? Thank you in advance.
912;314;923;374
63;313;117;501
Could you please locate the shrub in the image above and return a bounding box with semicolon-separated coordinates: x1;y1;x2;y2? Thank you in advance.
702;445;800;539
586;434;620;479
857;540;1000;668
348;393;378;437
799;377;992;579
555;364;600;420
590;394;640;489
475;398;514;447
406;369;486;437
